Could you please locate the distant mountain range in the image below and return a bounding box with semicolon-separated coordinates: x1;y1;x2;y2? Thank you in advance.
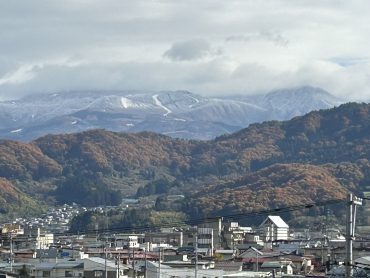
0;86;343;141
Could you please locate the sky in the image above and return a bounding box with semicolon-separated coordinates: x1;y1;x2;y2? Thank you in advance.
0;0;370;100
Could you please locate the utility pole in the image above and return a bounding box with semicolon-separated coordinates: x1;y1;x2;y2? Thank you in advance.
104;242;107;278
144;249;147;278
117;254;120;278
270;223;273;249
195;231;198;278
10;233;13;273
132;246;136;278
157;248;161;278
345;193;362;278
105;207;109;278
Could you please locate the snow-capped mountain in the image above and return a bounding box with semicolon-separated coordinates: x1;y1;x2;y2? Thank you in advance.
243;86;343;120
0;86;344;140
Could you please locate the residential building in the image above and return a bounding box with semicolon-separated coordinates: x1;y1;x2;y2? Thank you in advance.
84;257;129;278
31;259;84;278
144;231;183;247
145;261;223;278
260;260;294;275
259;216;289;244
196;218;223;256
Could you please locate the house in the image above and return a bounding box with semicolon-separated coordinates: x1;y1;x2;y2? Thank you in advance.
214;249;236;260
214;261;243;272
144;231;183;248
259;216;289;244
36;248;58;260
239;247;280;271
0;270;19;278
145;261;223;278
115;235;140;249
1;224;24;236
31;259;84;278
84;257;129;278
260;260;294;275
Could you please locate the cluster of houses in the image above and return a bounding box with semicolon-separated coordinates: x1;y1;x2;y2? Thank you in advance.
1;215;370;278
11;204;86;234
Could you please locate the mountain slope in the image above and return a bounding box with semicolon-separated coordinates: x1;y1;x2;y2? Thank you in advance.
1;102;370;220
186;163;349;218
0;178;44;219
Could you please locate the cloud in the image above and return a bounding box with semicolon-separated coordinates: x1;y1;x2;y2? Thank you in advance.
328;57;370;67
2;57;369;102
163;39;217;61
0;1;370;101
0;64;41;86
226;31;289;47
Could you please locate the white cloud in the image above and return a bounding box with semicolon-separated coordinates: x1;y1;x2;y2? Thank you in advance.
0;64;39;86
0;0;370;101
226;31;289;47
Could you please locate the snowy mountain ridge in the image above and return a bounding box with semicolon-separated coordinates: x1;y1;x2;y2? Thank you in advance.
0;86;344;140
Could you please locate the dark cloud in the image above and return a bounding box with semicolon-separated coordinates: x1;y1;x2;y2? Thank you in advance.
163;39;214;61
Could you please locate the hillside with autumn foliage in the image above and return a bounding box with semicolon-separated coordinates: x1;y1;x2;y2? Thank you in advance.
1;102;370;220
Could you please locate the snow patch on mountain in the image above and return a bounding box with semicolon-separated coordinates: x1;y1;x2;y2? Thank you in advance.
121;97;132;109
152;94;172;116
189;95;200;108
120;97;147;109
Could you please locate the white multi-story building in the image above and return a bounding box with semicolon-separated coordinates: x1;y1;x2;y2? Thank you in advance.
259;215;289;244
36;230;54;250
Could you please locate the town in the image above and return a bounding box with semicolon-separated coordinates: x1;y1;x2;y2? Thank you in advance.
0;195;369;278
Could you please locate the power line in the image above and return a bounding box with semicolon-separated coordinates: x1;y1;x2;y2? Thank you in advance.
5;198;346;240
58;198;346;236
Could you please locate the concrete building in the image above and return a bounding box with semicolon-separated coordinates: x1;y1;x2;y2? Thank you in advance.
196;218;223;256
259;216;289;244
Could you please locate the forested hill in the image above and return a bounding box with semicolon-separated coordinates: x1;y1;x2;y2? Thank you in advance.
1;102;370;220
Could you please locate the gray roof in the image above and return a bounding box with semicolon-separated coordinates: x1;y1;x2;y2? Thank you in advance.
355;256;370;268
34;260;84;270
85;257;129;270
214;261;242;271
261;261;282;268
146;261;171;269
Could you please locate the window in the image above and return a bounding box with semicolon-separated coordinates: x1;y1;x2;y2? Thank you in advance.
94;271;103;277
42;271;50;277
65;271;73;277
198;244;210;248
198;234;212;239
